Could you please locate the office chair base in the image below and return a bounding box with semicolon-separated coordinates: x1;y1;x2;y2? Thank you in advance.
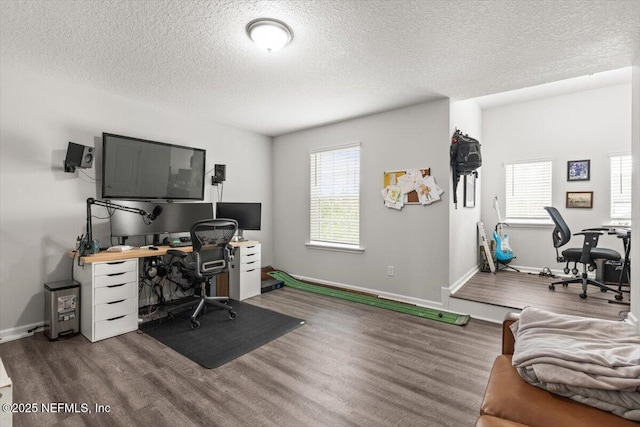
167;296;237;329
549;275;624;301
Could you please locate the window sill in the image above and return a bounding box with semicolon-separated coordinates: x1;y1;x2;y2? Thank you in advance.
604;220;632;227
305;241;365;254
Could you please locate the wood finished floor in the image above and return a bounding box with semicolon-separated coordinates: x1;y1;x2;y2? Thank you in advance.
452;270;631;321
0;287;501;427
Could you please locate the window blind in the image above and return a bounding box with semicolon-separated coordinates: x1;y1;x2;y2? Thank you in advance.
504;160;552;220
610;154;632;220
310;144;360;246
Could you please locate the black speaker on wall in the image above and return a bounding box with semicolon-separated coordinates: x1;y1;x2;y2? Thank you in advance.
64;142;94;172
212;164;226;184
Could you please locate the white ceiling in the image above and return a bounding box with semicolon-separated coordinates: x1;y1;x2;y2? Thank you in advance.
475;66;633;109
1;0;639;137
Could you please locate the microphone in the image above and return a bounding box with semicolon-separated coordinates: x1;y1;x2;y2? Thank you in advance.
147;205;163;222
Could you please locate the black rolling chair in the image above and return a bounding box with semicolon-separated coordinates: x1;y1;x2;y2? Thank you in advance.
167;218;238;329
544;207;623;301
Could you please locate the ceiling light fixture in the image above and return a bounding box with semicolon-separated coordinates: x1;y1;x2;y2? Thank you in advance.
246;18;293;53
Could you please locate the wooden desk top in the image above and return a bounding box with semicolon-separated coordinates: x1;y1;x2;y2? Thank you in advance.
68;240;259;264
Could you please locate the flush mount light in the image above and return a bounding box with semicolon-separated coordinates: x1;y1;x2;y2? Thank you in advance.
246;18;293;53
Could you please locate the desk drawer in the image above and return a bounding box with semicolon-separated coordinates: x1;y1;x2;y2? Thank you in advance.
240;258;261;273
239;268;261;299
94;313;137;341
94;260;137;276
240;244;260;259
95;282;137;305
94;270;137;288
94;298;137;322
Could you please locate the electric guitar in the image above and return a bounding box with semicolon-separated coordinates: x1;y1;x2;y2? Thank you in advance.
492;196;514;263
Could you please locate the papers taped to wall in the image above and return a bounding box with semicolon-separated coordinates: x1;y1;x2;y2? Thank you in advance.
381;168;443;209
382;184;404;209
416;175;442;205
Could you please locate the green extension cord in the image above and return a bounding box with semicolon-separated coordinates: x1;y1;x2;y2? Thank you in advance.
268;270;470;326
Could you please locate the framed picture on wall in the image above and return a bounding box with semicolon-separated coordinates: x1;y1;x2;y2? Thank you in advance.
463;173;476;208
567;160;590;181
566;191;593;208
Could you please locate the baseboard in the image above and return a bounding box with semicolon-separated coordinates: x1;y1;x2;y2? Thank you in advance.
479;263;600;281
491;263;567;276
0;322;45;344
292;273;452;311
449;265;480;294
447;297;518;324
291;274;541;323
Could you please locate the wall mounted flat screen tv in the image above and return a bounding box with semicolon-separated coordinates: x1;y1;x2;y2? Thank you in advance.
102;133;206;200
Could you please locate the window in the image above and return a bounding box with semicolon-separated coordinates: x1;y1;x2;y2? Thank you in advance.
309;143;361;249
504;160;552;222
610;154;632;220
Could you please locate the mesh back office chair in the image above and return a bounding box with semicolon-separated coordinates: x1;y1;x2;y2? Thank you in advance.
544;207;623;301
167;218;238;329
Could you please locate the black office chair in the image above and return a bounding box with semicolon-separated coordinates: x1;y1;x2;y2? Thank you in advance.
544;206;623;301
167;218;238;329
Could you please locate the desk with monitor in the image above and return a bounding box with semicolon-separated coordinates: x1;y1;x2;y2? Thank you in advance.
69;199;264;342
612;228;631;293
70;239;261;342
600;225;631;304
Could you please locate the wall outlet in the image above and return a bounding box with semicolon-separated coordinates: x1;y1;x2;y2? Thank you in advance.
387;266;394;276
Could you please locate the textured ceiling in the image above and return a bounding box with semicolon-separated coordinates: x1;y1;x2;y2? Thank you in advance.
1;0;639;136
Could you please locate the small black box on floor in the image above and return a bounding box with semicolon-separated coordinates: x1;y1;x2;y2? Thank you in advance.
604;260;629;284
261;278;284;293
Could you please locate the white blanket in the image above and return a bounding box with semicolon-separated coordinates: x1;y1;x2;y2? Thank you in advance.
511;307;640;421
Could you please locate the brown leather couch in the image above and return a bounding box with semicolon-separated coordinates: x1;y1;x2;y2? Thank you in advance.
476;313;638;427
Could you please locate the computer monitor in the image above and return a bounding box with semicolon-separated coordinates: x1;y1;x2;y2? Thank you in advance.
110;201;214;243
215;202;261;241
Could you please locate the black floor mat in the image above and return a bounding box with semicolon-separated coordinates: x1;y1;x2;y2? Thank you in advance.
140;300;305;368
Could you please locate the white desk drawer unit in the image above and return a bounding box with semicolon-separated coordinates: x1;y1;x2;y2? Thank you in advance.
74;259;139;342
229;242;261;301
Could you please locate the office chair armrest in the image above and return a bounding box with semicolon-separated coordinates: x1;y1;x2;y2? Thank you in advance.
167;249;188;258
226;244;235;262
574;230;604;237
574;230;603;265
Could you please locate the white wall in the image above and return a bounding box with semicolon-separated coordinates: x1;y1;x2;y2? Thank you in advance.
0;64;273;336
272;100;451;305
631;52;640;328
1;61;634;336
449;100;483;286
481;84;632;271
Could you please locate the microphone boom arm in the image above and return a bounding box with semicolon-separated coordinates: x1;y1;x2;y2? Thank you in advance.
83;198;149;255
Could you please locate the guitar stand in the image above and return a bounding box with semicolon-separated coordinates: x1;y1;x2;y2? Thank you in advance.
496;260;520;273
